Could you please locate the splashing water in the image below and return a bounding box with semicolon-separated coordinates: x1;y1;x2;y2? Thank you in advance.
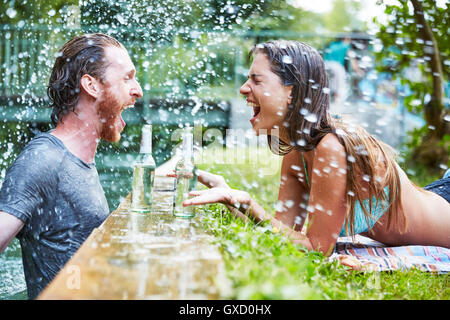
0;0;432;300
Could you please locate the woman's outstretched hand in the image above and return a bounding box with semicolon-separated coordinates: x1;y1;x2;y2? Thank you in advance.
196;169;230;189
183;187;251;208
167;169;229;189
169;168;253;212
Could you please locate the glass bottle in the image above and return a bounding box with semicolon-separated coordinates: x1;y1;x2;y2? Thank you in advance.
173;129;197;218
130;124;156;213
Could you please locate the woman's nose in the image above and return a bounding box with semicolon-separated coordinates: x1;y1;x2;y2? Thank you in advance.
239;80;250;95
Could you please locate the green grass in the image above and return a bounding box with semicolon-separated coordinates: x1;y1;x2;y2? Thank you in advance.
196;146;450;300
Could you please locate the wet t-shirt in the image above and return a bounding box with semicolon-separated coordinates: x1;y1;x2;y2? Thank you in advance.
0;132;110;299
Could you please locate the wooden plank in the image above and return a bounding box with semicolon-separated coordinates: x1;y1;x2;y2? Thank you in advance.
37;177;230;300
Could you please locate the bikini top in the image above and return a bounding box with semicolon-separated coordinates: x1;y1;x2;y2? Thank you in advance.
301;152;389;236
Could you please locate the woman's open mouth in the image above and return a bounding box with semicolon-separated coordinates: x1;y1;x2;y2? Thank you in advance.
248;102;260;123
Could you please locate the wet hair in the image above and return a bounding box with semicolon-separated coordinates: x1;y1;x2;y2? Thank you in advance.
250;40;406;236
47;33;124;125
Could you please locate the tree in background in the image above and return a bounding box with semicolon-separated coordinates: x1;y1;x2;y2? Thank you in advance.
0;0;78;24
323;0;365;32
374;0;449;171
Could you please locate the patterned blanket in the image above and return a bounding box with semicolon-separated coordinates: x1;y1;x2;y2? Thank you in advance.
330;235;450;274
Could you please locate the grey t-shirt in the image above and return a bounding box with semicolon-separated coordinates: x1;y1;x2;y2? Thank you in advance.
0;132;110;299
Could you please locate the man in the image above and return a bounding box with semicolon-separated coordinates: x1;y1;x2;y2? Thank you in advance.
0;33;143;299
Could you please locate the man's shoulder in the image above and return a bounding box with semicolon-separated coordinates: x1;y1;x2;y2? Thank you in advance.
12;132;66;173
21;132;65;160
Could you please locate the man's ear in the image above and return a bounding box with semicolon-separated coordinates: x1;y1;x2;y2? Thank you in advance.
80;74;101;99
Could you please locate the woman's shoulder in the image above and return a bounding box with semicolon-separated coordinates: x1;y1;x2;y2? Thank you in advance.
282;134;346;164
315;133;345;157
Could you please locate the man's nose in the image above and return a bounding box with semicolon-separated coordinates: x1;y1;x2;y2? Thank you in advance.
131;79;143;98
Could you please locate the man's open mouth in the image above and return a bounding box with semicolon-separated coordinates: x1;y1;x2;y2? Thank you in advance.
116;105;132;127
122;104;135;111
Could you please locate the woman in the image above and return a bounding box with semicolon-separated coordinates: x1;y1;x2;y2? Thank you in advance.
184;40;450;256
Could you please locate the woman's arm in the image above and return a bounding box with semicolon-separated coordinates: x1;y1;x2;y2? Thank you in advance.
303;134;348;256
188;136;349;257
185;186;315;250
275;150;310;232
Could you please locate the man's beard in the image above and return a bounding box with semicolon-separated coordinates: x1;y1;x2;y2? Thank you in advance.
97;89;124;143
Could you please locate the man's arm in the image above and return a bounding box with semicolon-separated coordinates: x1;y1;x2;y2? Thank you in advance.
0;211;24;253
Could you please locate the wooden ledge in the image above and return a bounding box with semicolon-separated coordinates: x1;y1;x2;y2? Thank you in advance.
38;177;230;300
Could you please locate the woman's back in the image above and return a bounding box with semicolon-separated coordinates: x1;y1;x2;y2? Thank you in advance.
362;165;450;247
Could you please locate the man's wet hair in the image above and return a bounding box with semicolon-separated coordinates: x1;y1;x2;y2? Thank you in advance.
47;33;123;125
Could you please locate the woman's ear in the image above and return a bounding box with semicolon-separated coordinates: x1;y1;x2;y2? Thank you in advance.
80;74;101;99
287;85;294;105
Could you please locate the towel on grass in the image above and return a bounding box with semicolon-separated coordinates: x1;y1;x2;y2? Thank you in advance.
330;235;450;274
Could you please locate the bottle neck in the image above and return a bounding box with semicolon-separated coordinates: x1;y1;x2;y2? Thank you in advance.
140;125;152;154
181;132;193;161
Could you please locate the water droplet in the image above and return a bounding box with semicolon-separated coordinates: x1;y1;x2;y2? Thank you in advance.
274;201;285;212
330;161;339;168
282;55;293;64
335;128;345;136
305;113;317;123
6;8;17;18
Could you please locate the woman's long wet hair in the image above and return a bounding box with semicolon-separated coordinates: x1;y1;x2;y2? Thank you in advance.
47;33;123;126
250;40;406;236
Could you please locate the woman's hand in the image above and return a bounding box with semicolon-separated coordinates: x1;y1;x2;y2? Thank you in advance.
167;169;229;189
183;187;251;208
196;169;230;189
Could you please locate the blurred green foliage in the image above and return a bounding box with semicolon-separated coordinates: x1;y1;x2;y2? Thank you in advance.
373;0;449;171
